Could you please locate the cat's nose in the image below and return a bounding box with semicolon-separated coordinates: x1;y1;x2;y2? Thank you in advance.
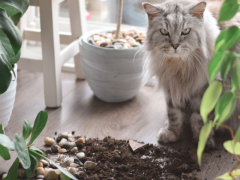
171;44;179;49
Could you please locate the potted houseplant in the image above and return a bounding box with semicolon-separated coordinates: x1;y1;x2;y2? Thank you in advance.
79;0;145;103
0;0;29;128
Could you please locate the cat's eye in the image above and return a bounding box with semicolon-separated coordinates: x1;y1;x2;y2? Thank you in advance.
182;28;191;35
160;28;169;36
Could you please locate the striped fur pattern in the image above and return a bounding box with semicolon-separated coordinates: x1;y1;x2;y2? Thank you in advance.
143;0;240;148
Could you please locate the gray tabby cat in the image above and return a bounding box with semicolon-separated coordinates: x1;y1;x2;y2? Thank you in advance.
142;0;240;148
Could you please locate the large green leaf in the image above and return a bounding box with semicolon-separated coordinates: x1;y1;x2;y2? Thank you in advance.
13;134;31;169
215;91;237;129
23;120;32;140
231;58;240;93
0;51;11;94
208;51;225;82
215;26;240;52
0;124;10;160
0;134;15;150
216;169;240;180
200;81;223;123
4;158;19;180
26;151;41;178
197;121;213;165
28;111;48;145
220;52;234;80
223;140;240;155
219;0;240;23
0;8;21;55
0;0;30;25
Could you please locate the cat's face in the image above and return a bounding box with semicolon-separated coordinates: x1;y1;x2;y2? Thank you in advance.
143;1;207;59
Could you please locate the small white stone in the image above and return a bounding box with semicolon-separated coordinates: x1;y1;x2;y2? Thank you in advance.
59;138;68;147
44;137;55;146
76;152;85;160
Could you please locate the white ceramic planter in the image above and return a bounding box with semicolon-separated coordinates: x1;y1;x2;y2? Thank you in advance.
79;29;145;103
0;64;17;128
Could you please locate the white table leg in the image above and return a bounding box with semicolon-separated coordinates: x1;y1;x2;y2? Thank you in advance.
39;0;62;108
68;0;86;80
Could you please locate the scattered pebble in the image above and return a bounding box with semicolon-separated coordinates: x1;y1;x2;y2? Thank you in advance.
40;159;49;166
44;137;55;146
76;138;85;145
51;144;61;153
83;161;97;170
59;148;67;154
44;169;58;180
68;167;78;174
37;162;43;168
36;175;44;179
36;167;45;176
56;132;68;142
71;147;78;153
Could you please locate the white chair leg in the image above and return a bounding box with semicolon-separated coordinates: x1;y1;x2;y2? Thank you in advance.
68;0;86;80
39;0;62;108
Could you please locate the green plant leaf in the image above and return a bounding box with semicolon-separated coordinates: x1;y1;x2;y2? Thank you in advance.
0;53;11;94
234;127;240;144
26;151;41;178
23;120;32;140
0;8;21;55
0;134;15;150
4;158;19;180
223;140;240;155
219;0;240;23
231;58;240;93
30;146;46;156
216;169;240;180
215;91;237;129
200;81;223;123
28;111;48;145
220;52;234;80
0;0;30;25
13;134;31;169
0;124;10;160
60;173;71;180
208;51;225;82
215;26;240;52
197;121;213;166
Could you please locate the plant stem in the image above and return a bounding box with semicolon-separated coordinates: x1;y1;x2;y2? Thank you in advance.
115;0;123;39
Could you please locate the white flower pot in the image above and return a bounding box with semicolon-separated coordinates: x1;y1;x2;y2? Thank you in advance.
0;64;17;128
79;29;145;103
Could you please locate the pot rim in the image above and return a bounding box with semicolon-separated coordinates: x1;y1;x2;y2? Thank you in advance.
79;28;145;52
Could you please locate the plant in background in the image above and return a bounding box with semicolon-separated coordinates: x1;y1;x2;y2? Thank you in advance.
0;111;77;180
197;0;240;179
0;0;29;94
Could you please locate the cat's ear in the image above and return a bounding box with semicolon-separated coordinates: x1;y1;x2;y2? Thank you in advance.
142;3;162;20
190;1;207;19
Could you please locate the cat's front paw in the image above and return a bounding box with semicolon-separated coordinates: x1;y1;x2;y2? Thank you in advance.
158;128;179;144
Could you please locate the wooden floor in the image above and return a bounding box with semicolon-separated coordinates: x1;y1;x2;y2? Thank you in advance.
0;70;237;180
